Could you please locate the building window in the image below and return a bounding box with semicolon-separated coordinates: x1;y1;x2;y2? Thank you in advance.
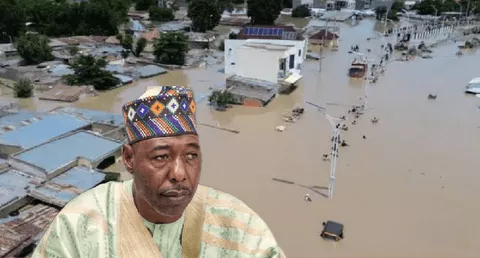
289;54;295;69
298;49;301;57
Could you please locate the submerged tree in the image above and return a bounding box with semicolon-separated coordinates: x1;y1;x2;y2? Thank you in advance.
16;33;53;65
153;32;189;65
187;0;222;32
64;55;120;91
247;0;282;25
14;78;33;98
208;90;235;108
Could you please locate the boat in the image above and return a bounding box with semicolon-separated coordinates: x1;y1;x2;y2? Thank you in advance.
465;77;480;94
348;59;368;78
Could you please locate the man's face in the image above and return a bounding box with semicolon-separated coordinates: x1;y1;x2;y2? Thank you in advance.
122;134;201;219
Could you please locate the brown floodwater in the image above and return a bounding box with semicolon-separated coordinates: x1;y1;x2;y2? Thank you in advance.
15;19;480;258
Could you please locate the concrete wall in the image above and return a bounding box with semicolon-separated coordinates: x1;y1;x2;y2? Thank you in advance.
8;157;46;179
224;39;307;80
313;0;327;8
0;144;22;157
102;127;127;142
235;47;285;83
91;123;117;134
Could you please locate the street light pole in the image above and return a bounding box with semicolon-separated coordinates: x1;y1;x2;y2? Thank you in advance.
305;101;343;199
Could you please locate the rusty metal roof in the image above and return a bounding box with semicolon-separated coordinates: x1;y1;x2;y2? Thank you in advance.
0;204;58;257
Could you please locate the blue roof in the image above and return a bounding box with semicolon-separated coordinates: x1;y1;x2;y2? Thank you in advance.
130;19;147;31
56;107;124;126
30;166;105;206
0;170;40;208
14;131;122;174
49;64;74;77
114;74;133;84
0;113;90;148
105;64;125;74
137;65;167;78
0;111;47;132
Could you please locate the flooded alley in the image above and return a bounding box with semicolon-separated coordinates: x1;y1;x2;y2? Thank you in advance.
13;19;480;257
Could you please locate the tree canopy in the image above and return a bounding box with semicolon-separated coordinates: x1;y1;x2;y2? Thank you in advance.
247;0;282;25
292;5;311;18
153;32;189;65
64;55;120;91
0;0;130;42
134;0;156;10
149;6;175;21
16;34;53;65
187;0;222;32
411;0;478;15
14;78;33;98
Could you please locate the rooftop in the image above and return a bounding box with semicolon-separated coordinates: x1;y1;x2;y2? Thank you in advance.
227;76;278;102
0;111;47;134
136;65;167;78
0;113;90;149
13;131;122;174
55;107;124;126
0;169;42;209
29;166;105;207
0;204;59;257
242;42;294;51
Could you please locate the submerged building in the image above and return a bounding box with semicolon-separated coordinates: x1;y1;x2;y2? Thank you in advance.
0;107;126;257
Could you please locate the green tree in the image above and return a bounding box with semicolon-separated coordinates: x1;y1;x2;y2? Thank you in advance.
149;6;175;21
153;32;189;65
134;37;148;57
0;0;26;41
375;6;387;20
14;78;33;98
292;5;311;18
228;32;237;39
247;0;282;25
208;90;235;108
188;0;222;32
120;34;134;51
16;33;53;65
218;40;225;51
68;46;79;56
64;55;120;91
135;0;156;10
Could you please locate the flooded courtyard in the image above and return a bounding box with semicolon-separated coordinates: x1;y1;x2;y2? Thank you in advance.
13;19;480;257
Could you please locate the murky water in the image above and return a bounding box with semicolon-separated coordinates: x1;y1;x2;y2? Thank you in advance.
14;19;480;257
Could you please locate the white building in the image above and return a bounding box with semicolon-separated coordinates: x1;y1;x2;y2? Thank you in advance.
224;39;306;85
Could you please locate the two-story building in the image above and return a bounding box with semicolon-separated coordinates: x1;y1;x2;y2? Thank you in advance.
224;26;306;86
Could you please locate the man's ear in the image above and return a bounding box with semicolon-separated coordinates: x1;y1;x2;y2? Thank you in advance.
122;144;134;174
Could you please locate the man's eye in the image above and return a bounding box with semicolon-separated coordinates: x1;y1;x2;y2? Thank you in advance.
186;153;198;160
155;154;169;160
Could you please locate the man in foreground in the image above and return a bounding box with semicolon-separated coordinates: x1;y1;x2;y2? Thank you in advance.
32;85;285;258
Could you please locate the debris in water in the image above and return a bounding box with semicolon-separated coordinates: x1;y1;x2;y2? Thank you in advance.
275;125;286;132
371;117;379;124
321;221;344;241
282;107;305;123
362;135;367;139
304;194;312;202
428;94;437;100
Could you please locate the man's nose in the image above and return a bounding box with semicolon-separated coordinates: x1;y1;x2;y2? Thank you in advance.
169;157;186;182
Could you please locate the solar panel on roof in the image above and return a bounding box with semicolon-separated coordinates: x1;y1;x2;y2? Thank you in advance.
243;27;250;35
271;28;277;35
277;28;284;36
266;28;272;35
252;27;259;35
257;28;263;35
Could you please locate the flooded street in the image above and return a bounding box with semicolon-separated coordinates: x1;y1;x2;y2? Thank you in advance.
16;18;480;257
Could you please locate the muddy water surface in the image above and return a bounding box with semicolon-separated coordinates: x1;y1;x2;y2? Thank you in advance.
17;19;480;258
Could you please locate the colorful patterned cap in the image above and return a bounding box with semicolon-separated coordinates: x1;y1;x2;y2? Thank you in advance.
122;86;197;144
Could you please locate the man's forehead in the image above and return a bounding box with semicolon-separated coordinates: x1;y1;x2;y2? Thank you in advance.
136;135;200;150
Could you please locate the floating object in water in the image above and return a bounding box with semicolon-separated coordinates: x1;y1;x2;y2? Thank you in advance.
304;194;312;202
321;221;344;241
428;94;437;100
275;125;286;132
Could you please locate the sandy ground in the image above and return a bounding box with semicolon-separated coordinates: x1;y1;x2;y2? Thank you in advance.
13;19;480;258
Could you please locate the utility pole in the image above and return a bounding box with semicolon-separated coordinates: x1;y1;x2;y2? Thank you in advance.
305;101;343;199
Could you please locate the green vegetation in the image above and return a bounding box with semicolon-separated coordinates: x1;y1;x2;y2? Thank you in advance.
0;0;130;41
13;78;34;98
208;90;235;108
375;0;403;21
228;32;238;39
149;6;175;21
188;0;222;32
134;37;148;57
68;46;80;56
292;5;311;18
247;0;282;25
153;32;189;65
133;0;156;11
64;55;120;91
16;34;53;65
218;40;225;51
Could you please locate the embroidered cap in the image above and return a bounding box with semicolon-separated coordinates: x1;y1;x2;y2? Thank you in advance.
122;86;197;144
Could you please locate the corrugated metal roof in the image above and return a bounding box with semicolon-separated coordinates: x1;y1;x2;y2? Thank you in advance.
0;170;42;209
0;204;58;257
114;74;133;85
29;166;105;207
14;131;122;174
137;65;167;78
48;64;74;77
0;113;90;149
105;64;125;74
0;111;47;133
55;107;124;126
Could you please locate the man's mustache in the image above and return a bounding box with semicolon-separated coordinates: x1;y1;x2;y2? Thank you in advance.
158;185;191;195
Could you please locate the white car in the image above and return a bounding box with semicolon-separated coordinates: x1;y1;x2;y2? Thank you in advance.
465;77;480;94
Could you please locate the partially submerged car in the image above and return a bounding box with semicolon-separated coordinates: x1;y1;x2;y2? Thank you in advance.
465;77;480;94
